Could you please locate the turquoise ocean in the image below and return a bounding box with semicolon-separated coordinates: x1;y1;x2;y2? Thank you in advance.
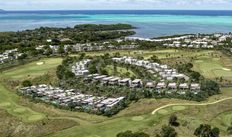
1;10;232;38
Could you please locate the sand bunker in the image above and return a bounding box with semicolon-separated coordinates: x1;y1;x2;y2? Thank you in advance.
36;62;44;65
222;68;231;71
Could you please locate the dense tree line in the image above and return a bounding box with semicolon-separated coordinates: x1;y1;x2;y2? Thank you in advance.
74;31;135;43
0;24;135;53
176;63;202;82
117;130;149;137
74;24;135;31
194;124;220;137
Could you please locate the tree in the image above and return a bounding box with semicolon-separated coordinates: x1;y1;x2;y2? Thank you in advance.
56;65;64;79
211;128;220;137
79;52;86;60
227;126;232;135
58;45;65;55
22;80;32;87
143;89;152;98
149;55;161;63
156;125;177;137
45;47;53;56
18;53;27;60
66;46;73;53
113;62;118;75
64;70;75;79
88;64;98;74
169;115;179;127
194;124;220;137
117;130;150;137
190;71;201;82
114;52;121;57
200;80;220;96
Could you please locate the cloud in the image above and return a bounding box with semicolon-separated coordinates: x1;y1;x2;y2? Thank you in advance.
0;0;232;10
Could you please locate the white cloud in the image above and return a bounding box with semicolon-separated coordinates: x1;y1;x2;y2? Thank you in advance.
0;0;232;10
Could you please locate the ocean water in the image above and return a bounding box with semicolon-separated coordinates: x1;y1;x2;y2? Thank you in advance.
1;10;232;38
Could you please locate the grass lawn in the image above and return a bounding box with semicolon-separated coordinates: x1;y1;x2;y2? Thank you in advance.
0;50;232;137
1;58;63;80
0;57;63;123
0;83;45;122
72;49;213;60
192;52;232;81
211;110;232;132
105;65;136;78
50;95;232;137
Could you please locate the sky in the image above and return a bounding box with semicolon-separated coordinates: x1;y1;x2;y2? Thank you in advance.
1;0;232;10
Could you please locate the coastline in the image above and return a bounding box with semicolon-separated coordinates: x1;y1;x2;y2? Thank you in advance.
1;10;232;37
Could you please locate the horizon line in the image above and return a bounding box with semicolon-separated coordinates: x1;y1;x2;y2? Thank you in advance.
2;9;232;11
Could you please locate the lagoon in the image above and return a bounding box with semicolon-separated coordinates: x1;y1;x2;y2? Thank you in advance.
1;10;232;38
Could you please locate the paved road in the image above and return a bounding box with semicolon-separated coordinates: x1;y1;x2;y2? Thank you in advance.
151;97;232;115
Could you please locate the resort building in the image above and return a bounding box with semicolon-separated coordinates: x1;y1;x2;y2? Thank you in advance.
130;79;143;88
119;78;131;86
19;85;125;113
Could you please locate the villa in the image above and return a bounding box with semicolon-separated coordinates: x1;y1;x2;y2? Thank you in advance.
93;75;107;82
168;83;177;90
101;76;115;85
156;82;167;90
119;78;131;86
70;57;201;94
19;85;125;113
130;79;143;88
109;77;120;85
146;82;156;89
190;83;201;93
179;83;189;90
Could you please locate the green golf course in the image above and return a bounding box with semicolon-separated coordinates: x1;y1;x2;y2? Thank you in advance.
0;50;232;137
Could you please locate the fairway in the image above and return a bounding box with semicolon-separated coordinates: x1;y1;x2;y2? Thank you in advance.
50;96;232;137
193;56;232;81
82;49;213;59
0;50;232;137
211;111;232;131
0;58;63;123
2;58;62;80
0;83;45;122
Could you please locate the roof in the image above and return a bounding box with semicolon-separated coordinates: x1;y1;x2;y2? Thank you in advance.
119;78;131;82
191;83;200;88
157;82;166;86
132;79;142;83
93;75;107;79
146;82;155;87
168;83;177;88
179;83;189;88
109;77;120;82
